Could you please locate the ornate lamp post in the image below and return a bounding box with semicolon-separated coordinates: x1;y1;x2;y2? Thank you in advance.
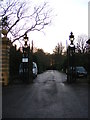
22;33;33;83
22;33;30;83
67;32;76;83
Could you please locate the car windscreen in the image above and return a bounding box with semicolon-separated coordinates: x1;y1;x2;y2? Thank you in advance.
33;63;36;68
76;67;86;72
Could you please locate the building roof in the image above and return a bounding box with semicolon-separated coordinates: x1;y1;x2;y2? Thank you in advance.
86;39;90;44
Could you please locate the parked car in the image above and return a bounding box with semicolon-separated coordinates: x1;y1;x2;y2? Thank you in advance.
33;62;38;78
75;66;87;78
19;62;38;79
66;66;87;78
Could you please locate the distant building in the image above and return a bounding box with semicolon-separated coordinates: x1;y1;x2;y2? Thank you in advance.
86;39;90;53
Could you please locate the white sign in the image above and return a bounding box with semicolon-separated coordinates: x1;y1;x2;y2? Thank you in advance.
22;58;28;62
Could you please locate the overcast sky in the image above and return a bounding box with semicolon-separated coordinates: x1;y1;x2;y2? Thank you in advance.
26;0;88;54
3;0;88;53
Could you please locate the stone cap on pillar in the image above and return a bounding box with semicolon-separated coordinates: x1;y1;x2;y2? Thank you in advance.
2;29;8;36
1;29;11;45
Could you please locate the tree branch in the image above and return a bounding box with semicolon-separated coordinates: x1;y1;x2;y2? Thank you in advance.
1;1;53;44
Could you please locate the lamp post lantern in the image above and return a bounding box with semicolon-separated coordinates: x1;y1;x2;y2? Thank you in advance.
69;32;74;44
67;32;76;83
24;33;28;47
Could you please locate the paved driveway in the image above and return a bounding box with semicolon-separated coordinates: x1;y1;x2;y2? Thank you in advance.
2;70;88;118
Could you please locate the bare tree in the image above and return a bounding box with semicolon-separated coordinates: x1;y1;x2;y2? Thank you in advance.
53;42;64;55
0;0;53;43
76;34;88;53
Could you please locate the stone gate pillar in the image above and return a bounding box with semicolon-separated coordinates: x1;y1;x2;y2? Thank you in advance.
0;31;2;85
1;29;10;86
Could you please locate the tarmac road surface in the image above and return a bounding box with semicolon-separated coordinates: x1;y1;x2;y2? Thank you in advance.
2;70;88;118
